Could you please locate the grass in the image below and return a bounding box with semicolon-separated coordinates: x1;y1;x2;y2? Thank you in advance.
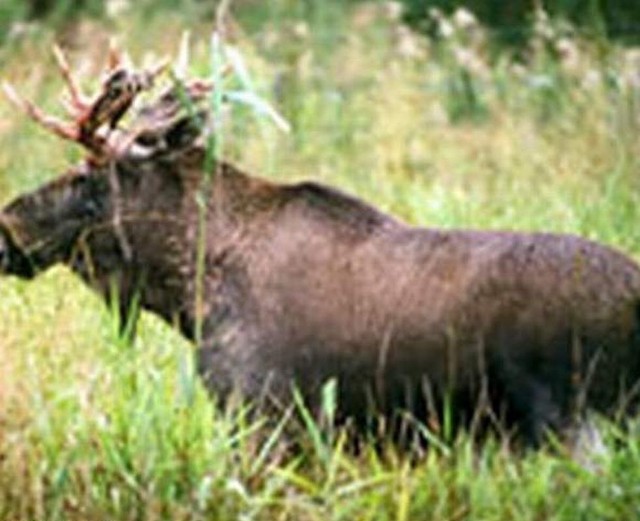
1;1;640;519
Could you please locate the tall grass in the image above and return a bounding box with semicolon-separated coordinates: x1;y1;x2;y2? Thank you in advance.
1;1;640;519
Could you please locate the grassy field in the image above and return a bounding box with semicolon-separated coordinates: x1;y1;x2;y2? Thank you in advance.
1;1;640;519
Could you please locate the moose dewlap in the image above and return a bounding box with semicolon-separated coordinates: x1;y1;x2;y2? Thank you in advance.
2;48;640;447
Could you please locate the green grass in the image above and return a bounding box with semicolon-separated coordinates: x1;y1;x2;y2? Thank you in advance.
1;1;640;519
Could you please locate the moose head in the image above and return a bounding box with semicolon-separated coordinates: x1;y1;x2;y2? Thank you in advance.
0;45;225;332
0;169;109;279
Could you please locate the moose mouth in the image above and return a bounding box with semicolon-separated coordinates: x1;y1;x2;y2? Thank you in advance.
0;227;36;279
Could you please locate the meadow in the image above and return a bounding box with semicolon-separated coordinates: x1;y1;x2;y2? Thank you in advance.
1;1;640;519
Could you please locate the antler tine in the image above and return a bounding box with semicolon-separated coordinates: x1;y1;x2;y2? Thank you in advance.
187;79;213;99
184;63;232;98
2;81;78;142
145;58;170;87
52;44;88;113
175;31;191;81
107;38;127;73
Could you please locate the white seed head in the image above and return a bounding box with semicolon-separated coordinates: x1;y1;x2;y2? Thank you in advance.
453;8;477;30
383;2;404;22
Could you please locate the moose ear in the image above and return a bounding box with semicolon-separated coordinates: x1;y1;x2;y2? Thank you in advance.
0;224;35;279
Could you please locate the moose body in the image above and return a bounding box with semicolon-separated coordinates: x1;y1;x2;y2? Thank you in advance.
2;147;640;445
2;52;640;447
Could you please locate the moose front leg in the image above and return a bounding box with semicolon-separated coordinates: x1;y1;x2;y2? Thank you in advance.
194;314;294;414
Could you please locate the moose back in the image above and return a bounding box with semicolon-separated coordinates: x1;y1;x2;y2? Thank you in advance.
2;147;640;446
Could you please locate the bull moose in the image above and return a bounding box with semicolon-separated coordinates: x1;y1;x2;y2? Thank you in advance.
1;48;640;448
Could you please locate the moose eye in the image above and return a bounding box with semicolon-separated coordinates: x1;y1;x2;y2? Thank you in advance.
83;199;100;217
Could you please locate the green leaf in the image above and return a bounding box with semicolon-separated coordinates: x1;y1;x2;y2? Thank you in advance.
225;90;291;133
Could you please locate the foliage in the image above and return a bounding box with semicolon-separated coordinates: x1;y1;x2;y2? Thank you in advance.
402;0;640;45
0;0;104;45
1;1;640;519
0;1;28;46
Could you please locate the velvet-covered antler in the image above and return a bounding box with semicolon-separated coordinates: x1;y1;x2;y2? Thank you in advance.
3;43;167;164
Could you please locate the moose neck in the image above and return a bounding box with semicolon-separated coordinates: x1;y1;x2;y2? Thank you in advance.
169;150;288;241
173;149;285;215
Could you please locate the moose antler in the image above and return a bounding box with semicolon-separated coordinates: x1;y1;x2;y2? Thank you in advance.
3;38;242;165
3;43;167;165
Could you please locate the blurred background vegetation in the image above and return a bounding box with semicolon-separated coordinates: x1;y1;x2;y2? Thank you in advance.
3;0;640;44
1;1;640;519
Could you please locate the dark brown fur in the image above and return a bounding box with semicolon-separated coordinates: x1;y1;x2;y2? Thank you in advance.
2;147;640;446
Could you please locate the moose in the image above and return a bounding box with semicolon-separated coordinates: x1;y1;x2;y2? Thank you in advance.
2;48;640;449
